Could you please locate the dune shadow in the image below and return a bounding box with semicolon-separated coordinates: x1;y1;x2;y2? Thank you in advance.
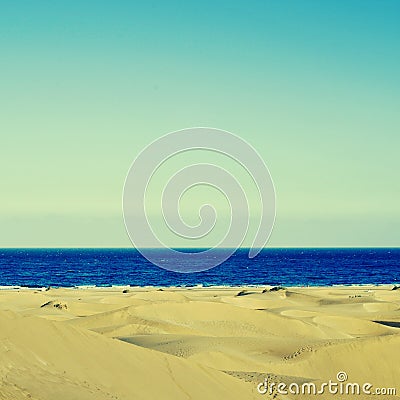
373;320;400;328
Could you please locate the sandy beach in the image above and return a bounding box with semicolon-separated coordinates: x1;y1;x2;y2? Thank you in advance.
0;285;399;399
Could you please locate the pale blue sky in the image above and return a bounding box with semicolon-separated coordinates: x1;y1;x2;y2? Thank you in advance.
1;1;399;247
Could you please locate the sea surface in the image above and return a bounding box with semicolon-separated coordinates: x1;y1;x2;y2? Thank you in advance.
0;248;399;288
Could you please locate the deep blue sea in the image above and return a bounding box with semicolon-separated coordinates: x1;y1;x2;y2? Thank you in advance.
0;248;399;288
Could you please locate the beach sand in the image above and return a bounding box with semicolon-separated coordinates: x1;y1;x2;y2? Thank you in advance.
0;285;399;399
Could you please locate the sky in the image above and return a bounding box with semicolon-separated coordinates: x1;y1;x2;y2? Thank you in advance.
1;0;399;247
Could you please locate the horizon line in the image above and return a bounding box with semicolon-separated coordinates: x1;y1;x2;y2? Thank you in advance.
1;246;399;249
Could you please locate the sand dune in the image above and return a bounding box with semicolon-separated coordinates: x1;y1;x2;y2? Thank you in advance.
0;310;256;400
0;285;399;399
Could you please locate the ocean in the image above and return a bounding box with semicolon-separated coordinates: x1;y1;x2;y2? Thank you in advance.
0;248;399;288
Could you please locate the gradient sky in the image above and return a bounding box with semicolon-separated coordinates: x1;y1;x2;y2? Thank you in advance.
1;0;399;247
